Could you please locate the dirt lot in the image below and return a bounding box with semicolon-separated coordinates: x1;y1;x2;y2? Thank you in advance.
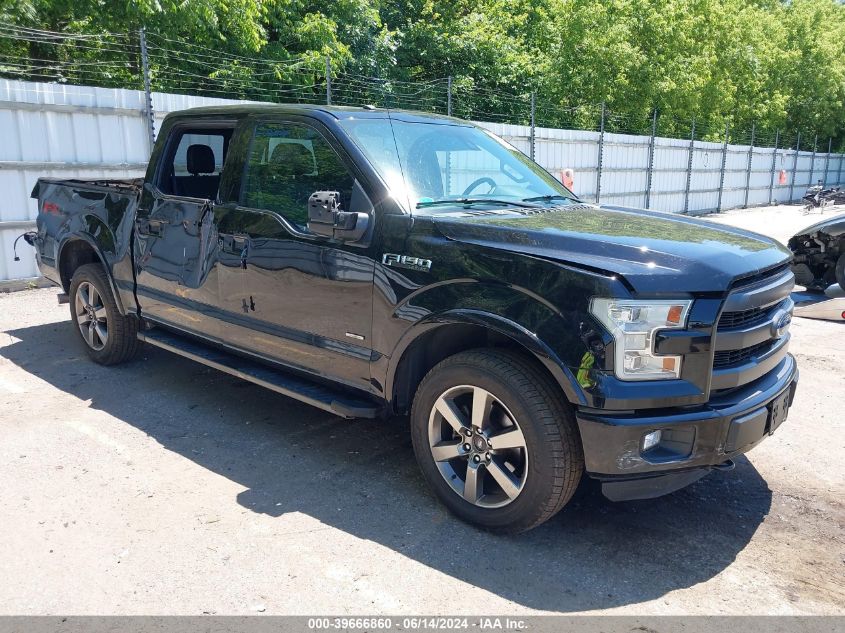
0;204;843;615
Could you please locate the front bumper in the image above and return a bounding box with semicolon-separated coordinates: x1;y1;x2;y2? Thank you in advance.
576;354;798;501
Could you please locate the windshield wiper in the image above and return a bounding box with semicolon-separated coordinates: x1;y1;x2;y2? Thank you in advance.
520;194;579;203
416;198;537;209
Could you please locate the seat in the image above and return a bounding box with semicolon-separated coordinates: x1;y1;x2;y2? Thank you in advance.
174;144;220;199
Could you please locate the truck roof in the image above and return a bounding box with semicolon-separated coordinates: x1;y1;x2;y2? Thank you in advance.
163;103;472;126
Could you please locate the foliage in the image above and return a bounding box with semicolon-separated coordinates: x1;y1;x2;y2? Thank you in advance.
1;0;844;147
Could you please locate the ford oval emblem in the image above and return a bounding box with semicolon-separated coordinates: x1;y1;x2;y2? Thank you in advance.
771;309;792;338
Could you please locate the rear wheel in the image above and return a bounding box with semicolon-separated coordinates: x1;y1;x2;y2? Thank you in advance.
69;263;139;365
410;349;583;533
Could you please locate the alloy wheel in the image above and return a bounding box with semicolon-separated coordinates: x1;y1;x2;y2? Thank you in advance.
427;385;529;508
75;281;108;351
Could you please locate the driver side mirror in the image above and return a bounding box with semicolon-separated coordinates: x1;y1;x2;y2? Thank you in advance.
307;184;371;242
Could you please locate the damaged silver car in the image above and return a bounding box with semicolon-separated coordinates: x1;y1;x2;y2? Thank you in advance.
789;213;845;291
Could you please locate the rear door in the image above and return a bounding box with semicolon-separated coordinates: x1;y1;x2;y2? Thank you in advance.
214;116;378;391
134;120;235;339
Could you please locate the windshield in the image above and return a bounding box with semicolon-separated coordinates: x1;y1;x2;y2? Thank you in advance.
336;117;578;213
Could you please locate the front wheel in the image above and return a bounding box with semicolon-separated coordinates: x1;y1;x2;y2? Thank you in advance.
69;263;139;365
410;349;584;533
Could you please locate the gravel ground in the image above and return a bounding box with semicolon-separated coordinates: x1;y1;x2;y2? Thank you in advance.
0;204;843;615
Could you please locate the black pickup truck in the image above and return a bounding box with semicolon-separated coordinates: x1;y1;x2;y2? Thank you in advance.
29;104;798;532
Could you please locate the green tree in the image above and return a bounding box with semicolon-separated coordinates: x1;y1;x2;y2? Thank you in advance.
2;0;845;146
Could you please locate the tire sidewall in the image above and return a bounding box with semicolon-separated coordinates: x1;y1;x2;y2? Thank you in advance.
410;355;566;531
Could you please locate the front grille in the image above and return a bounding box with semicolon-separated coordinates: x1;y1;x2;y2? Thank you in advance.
711;268;794;390
730;263;791;289
713;339;776;368
718;298;787;329
718;306;766;329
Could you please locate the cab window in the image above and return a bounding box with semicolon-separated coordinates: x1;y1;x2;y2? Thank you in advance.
241;122;355;228
158;127;233;199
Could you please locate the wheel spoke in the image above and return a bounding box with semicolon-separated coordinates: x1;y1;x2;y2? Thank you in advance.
88;285;99;307
431;440;463;462
435;396;469;434
486;460;521;499
94;306;107;320
489;427;526;451
463;464;482;503
471;387;494;431
85;321;95;347
78;285;90;307
94;323;108;345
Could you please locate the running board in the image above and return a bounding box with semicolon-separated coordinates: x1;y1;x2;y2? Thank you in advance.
137;328;381;419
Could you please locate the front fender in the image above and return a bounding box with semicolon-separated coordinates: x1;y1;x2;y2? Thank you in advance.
382;276;601;406
408;308;589;406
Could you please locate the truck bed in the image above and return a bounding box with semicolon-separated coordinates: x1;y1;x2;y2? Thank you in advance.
32;176;143;312
34;177;144;195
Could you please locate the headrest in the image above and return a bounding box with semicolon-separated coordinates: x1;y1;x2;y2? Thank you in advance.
270;142;314;177
187;144;215;175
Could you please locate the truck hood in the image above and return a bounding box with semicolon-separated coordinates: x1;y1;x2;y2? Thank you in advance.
430;204;792;294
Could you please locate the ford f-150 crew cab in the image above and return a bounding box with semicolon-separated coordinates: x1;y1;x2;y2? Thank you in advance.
29;105;798;532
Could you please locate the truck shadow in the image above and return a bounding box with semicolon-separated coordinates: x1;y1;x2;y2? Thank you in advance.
2;320;773;613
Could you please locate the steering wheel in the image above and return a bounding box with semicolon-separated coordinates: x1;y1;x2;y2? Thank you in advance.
462;177;497;197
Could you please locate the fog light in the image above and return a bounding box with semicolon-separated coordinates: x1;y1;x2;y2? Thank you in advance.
642;430;662;452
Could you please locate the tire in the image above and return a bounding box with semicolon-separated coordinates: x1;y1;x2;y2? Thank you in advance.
410;348;584;533
835;252;845;291
69;263;139;365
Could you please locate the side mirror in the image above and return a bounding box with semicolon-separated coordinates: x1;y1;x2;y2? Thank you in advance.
307;187;370;242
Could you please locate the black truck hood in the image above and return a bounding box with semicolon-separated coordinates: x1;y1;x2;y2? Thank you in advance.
431;204;792;294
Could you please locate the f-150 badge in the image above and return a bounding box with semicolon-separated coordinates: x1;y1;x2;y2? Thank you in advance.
382;253;432;272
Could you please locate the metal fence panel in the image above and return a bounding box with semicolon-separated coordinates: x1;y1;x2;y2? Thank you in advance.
649;137;691;213
746;149;775;207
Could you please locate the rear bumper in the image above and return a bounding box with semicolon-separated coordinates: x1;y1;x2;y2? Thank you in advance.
576;354;798;501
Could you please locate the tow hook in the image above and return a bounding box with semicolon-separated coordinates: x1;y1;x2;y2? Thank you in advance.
712;459;736;472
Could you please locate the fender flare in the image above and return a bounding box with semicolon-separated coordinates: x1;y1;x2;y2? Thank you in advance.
57;233;127;316
385;308;588;406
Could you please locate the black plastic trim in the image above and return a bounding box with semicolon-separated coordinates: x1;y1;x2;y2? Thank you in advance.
710;333;790;390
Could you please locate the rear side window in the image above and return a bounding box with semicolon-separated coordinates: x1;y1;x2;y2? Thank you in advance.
173;133;225;176
157;127;233;199
241;122;355;228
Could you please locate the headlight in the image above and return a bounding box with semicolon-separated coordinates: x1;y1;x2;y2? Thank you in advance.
590;298;692;381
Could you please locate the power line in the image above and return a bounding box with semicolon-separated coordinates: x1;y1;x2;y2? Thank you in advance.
0;20;837;151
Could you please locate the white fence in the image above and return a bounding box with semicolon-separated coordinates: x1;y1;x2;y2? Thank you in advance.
482;123;845;213
2;78;844;284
